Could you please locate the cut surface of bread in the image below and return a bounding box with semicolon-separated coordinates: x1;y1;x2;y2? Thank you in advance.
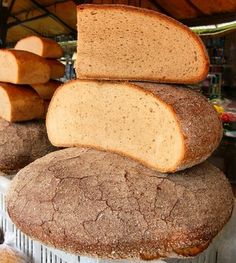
15;36;63;58
0;50;50;84
31;80;62;100
0;83;45;122
76;4;209;84
46;59;65;79
47;80;222;172
6;148;234;259
0;118;56;174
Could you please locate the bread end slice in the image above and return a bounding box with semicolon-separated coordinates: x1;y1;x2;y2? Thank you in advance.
76;4;209;84
47;80;221;172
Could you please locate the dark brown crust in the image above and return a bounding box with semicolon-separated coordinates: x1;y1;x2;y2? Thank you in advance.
47;80;222;173
6;148;234;259
76;4;209;84
130;82;223;172
0;118;57;174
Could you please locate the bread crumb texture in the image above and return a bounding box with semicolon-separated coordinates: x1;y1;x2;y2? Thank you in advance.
7;148;234;260
47;80;222;172
76;5;209;83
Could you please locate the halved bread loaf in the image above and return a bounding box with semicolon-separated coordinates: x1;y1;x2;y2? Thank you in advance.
0;50;50;84
6;148;234;259
0;83;45;122
15;36;63;58
47;80;222;172
76;4;209;84
31;80;62;100
46;59;65;79
0;118;56;174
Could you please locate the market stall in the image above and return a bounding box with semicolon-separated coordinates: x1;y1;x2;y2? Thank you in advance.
0;1;236;263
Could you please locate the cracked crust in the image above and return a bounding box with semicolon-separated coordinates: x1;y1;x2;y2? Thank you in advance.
0;118;57;174
6;148;234;260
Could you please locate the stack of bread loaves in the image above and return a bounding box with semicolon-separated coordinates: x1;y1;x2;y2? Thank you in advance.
0;37;64;174
15;36;65;101
7;5;234;261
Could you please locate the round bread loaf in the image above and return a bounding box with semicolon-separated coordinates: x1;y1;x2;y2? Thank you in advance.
0;118;56;174
6;148;234;260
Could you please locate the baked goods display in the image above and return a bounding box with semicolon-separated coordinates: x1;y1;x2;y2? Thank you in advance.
0;37;63;173
6;148;234;260
76;4;209;83
6;4;234;262
47;80;222;172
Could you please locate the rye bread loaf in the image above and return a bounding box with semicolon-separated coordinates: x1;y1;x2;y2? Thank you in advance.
6;148;234;260
0;118;56;174
0;83;45;122
15;36;63;58
46;60;65;79
46;80;222;172
76;4;209;84
0;50;50;84
31;80;62;100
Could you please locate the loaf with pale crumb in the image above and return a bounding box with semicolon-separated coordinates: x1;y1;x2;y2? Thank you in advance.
0;83;45;122
46;80;222;172
0;50;50;84
76;4;209;84
15;36;63;58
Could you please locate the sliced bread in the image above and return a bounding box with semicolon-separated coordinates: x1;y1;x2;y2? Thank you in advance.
46;80;222;172
0;50;50;84
31;80;62;100
76;4;209;84
6;148;234;259
0;83;45;122
15;36;63;58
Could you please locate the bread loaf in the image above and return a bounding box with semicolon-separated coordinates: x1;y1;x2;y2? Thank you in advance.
76;4;209;84
0;50;50;84
6;148;234;260
15;36;63;58
46;59;65;79
0;83;45;122
31;80;61;100
47;80;222;172
0;118;56;174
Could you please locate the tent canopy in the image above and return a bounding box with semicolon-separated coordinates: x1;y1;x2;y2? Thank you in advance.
2;0;236;45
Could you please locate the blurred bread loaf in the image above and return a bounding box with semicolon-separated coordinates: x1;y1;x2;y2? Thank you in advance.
0;83;45;122
0;50;50;84
15;36;63;58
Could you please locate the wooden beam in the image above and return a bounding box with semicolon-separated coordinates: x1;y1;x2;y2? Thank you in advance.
185;0;206;16
8;14;48;28
148;0;173;17
10;15;42;36
30;0;76;33
181;12;236;27
0;2;8;47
